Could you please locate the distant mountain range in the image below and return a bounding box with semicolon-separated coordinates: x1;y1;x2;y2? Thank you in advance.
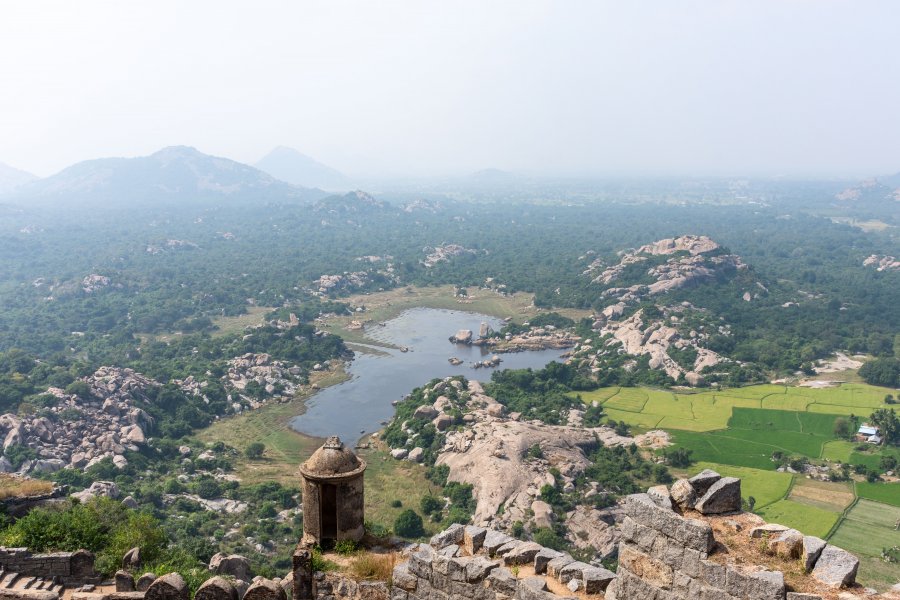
0;162;37;195
255;146;348;190
10;146;326;208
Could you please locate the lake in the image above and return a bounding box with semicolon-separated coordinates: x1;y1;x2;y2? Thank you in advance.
289;307;568;443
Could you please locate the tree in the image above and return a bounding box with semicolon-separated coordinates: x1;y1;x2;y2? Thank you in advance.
245;442;266;459
393;509;425;538
833;417;851;439
870;409;899;446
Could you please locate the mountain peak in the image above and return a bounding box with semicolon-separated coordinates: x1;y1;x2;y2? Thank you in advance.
0;162;38;195
255;146;347;190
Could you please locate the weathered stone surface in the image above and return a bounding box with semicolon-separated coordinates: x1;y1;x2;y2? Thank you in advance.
145;573;189;600
772;528;804;559
747;569;785;600
482;530;514;555
209;553;252;581
533;547;563;575
194;576;238;600
486;566;518;596
749;523;790;538
530;500;554;529
786;593;823;600
669;478;696;509
546;553;575;578
688;469;721;496
407;548;434;579
430;523;464;549
115;570;135;592
413;405;438;420
618;545;674;589
406;447;424;463
503;541;542;565
694;477;741;515
391;563;417;592
811;544;859;588
802;536;827;573
581;565;616;593
463;556;497;583
243;578;286;600
136;573;157;592
462;525;487;554
647;485;673;510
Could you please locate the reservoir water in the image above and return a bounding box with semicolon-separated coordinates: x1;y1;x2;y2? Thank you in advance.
289;307;568;443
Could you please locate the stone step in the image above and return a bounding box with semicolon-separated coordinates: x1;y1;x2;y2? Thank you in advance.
51;583;65;595
36;579;53;590
1;573;20;589
18;577;36;590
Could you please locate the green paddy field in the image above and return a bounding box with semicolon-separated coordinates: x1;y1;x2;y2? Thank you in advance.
578;382;900;590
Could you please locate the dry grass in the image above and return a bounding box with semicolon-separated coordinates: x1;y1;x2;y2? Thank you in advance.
346;551;398;581
704;512;871;600
788;478;855;512
0;474;53;500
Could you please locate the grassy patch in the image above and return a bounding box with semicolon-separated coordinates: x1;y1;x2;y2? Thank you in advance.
821;440;855;462
757;499;840;538
196;368;348;486
829;500;900;591
687;462;792;508
0;475;53;500
671;430;790;470
855;482;900;507
357;445;443;535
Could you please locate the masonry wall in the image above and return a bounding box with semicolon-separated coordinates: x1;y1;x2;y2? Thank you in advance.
608;493;788;600
0;548;95;585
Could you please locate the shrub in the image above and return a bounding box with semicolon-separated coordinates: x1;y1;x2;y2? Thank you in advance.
389;499;402;508
420;496;443;515
245;443;265;459
334;539;358;556
393;509;425;538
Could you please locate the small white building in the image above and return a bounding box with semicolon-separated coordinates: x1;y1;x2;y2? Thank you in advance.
857;424;881;443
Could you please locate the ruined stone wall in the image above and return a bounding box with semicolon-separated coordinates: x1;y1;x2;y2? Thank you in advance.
0;548;95;585
607;493;789;600
389;523;615;600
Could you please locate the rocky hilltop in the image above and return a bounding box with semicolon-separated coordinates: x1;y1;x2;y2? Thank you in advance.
0;367;153;473
576;235;762;384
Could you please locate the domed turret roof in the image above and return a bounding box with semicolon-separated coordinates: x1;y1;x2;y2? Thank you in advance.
299;436;366;480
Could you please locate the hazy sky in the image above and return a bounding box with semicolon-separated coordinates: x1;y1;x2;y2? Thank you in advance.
1;1;899;178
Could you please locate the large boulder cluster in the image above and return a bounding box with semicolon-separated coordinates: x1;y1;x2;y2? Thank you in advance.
0;367;154;474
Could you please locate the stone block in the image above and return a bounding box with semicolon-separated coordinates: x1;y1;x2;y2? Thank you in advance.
681;547;701;578
669;478;696;510
647;485;673;510
749;523;789;539
430;524;465;550
136;574;156;593
463;526;487;555
811;545;859;589
209;553;252;582
688;469;721;496
503;542;543;566
465;556;499;583
115;571;135;592
532;548;563;575
772;529;804;559
725;566;749;597
487;567;518;597
747;569;785;600
145;573;189;600
695;477;741;515
674;518;715;553
618;546;673;590
392;563;417;592
408;549;434;579
243;579;286;600
545;554;574;578
700;559;726;589
482;531;514;556
581;566;616;593
802;536;826;573
194;576;238;600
